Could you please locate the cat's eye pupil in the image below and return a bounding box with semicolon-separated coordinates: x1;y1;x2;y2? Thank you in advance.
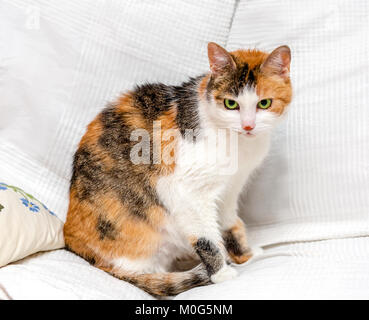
257;98;272;109
224;99;239;110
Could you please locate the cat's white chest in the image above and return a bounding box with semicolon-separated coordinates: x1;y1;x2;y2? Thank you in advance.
156;132;271;214
154;132;271;267
235;133;271;177
157;134;230;208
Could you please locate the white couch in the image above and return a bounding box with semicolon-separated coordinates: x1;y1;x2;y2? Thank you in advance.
0;0;368;299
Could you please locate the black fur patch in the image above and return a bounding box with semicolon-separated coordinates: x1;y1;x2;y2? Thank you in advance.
171;76;202;137
99;106;133;161
96;106;163;220
96;215;117;240
71;146;104;200
229;63;259;96
85;255;96;265
223;230;243;257
133;83;173;121
238;63;257;88
161;284;177;297
106;166;161;221
194;238;223;276
182;271;209;288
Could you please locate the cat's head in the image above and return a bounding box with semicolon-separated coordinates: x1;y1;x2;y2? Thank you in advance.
201;42;292;137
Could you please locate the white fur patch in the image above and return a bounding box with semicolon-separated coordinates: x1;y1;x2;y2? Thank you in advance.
112;256;163;274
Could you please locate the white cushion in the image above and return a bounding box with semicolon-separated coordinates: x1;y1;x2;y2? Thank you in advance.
0;182;64;267
227;0;369;246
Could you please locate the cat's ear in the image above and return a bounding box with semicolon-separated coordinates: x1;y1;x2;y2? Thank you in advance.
261;45;291;80
207;42;236;76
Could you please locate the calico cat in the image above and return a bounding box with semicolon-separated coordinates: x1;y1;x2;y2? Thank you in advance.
63;42;292;296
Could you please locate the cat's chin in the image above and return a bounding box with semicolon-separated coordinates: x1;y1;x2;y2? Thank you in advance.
239;132;257;138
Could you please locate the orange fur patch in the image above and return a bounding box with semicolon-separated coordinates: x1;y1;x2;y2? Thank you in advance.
80;116;103;146
257;75;292;115
64;191;165;262
198;74;210;97
230;49;268;69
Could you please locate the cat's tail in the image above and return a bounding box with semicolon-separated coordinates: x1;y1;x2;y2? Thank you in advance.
100;263;211;297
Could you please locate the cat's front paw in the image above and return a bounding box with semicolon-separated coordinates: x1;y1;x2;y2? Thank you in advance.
210;265;237;284
229;246;264;264
230;252;252;264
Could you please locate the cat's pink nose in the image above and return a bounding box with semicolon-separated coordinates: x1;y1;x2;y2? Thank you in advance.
243;124;255;132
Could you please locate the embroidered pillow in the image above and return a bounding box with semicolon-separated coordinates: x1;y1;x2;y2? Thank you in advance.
0;182;64;267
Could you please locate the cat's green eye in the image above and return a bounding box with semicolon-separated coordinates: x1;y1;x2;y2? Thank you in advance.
224;99;239;110
257;99;272;109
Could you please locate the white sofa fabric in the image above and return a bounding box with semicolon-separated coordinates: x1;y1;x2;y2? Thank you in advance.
0;0;368;299
1;237;369;300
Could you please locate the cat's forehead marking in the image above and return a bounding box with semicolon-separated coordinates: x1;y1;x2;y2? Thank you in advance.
238;63;258;89
229;49;267;95
227;62;261;97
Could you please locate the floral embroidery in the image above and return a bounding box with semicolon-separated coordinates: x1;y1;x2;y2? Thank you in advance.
0;182;55;216
0;183;8;191
0;204;4;212
29;203;40;213
20;198;40;213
